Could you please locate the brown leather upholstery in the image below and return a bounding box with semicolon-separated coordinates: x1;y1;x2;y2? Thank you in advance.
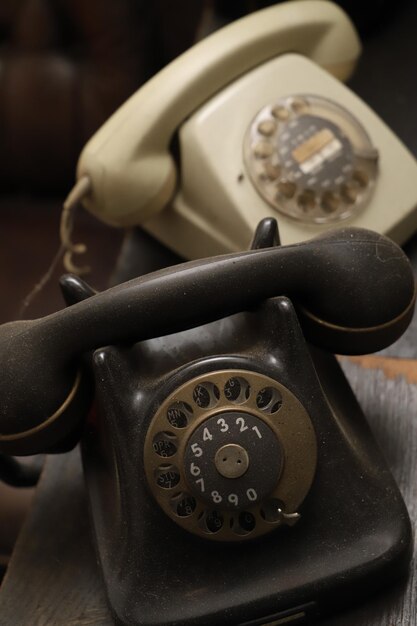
0;0;204;191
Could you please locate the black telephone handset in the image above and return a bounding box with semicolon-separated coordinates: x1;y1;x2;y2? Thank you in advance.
0;221;415;625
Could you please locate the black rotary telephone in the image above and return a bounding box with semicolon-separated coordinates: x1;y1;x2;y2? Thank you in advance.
0;220;415;625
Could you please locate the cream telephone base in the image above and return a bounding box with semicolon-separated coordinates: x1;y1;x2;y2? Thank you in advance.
146;53;417;258
73;0;417;260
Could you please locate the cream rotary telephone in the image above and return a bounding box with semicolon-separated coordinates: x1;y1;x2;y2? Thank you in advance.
70;0;417;260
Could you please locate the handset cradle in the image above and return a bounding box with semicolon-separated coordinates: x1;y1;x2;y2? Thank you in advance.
0;224;414;456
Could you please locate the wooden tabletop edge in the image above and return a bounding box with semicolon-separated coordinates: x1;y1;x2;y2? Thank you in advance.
340;355;417;385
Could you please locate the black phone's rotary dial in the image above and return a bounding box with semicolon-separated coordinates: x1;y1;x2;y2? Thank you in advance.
244;94;378;224
144;371;317;541
184;411;283;510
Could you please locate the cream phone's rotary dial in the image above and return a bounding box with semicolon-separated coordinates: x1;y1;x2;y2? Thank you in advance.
244;94;378;224
144;370;317;541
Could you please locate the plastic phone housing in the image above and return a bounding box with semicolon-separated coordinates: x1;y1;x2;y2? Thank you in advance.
77;0;360;228
144;53;417;259
83;298;411;626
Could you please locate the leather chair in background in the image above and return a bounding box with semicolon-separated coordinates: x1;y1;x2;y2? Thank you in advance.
0;0;204;193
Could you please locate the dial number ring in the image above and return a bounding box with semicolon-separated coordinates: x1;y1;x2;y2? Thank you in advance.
244;94;378;224
185;411;283;510
144;370;317;541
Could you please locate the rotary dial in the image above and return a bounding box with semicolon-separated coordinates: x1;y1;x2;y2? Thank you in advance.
144;370;317;541
244;94;378;224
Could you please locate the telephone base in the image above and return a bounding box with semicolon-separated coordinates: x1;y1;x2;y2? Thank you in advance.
82;298;411;625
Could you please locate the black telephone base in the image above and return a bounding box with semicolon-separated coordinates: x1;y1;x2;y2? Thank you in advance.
82;298;411;626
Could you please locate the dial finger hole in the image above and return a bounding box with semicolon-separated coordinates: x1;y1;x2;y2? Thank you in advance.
277;180;297;199
231;511;257;535
224;377;250;404
260;498;285;523
166;401;193;428
170;493;196;518
253;141;274;158
263;162;281;181
352;169;369;188
257;120;276;137
290;97;308;114
152;432;178;458
199;510;224;534
340;182;358;203
155;464;180;489
297;189;316;212
321;191;340;214
193;382;220;409
271;105;290;120
256;387;282;414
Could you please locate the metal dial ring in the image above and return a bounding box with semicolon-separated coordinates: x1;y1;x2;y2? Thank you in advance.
144;370;317;541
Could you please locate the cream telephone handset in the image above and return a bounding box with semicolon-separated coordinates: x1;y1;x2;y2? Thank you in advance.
73;0;417;259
